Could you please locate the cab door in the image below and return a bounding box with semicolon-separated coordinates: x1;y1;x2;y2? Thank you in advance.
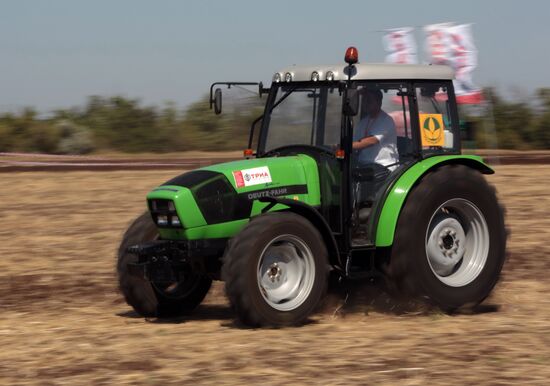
348;82;416;246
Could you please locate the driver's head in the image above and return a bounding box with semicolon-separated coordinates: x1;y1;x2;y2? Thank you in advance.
363;88;383;116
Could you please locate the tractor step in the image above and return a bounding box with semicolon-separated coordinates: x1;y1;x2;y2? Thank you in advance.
344;247;383;280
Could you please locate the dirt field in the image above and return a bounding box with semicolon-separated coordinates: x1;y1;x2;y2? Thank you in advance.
1;165;549;385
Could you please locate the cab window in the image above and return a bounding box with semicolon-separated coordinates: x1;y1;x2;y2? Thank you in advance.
415;82;460;155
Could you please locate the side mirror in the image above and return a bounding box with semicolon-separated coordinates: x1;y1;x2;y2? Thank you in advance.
343;88;359;116
209;82;267;114
258;82;270;98
213;88;222;115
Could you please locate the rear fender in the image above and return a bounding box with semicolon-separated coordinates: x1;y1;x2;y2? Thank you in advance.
375;155;493;247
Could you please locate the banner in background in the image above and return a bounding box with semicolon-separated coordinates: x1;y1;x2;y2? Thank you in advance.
383;23;483;104
424;23;454;65
383;27;418;64
423;23;482;104
446;24;483;104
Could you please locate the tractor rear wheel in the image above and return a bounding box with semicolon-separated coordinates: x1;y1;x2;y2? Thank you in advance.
117;212;211;317
386;164;507;311
222;212;329;326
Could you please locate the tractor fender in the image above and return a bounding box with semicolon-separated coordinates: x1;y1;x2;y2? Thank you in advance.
259;197;341;268
375;155;493;247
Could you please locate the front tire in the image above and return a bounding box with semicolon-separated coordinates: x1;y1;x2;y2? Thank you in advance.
386;165;507;311
117;212;212;317
222;212;329;327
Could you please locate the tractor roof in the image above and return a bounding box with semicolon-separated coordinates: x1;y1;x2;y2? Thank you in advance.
274;63;454;83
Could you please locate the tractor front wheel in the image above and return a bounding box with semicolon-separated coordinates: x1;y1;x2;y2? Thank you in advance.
117;212;211;317
222;212;329;327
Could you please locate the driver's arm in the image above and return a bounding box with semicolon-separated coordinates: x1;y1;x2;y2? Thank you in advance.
352;136;379;150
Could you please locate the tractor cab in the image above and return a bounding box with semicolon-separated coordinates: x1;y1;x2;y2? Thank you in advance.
215;48;462;248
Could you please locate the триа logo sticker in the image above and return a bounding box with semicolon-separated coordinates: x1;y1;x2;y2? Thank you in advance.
232;166;272;188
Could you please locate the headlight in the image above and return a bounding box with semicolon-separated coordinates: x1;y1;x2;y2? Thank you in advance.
157;215;168;226
311;71;320;82
326;71;335;81
284;72;293;82
149;199;183;228
272;73;281;83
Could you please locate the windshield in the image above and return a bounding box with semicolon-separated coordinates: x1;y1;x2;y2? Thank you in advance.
260;83;342;152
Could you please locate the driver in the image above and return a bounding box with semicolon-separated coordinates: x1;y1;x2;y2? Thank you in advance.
352;88;398;170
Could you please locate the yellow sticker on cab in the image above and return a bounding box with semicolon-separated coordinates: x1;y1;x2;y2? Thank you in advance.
419;113;445;147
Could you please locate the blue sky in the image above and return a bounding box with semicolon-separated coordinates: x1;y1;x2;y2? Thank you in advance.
1;0;548;112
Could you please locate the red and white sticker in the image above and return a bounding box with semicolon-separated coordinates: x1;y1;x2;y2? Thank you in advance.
232;166;272;188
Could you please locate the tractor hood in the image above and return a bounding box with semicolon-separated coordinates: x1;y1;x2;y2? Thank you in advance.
146;154;321;239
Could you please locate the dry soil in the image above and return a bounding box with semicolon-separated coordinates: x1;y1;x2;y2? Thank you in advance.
1;166;549;385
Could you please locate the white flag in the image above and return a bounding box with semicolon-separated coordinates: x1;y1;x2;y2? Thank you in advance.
424;22;454;65
383;27;418;64
424;23;482;104
446;24;482;103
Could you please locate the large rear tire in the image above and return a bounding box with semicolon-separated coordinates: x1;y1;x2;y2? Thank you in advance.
117;212;211;317
222;212;329;327
386;165;507;311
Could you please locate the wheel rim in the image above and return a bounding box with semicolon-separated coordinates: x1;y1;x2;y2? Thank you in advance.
257;234;316;312
425;198;490;287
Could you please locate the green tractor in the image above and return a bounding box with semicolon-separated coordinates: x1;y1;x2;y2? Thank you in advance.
117;47;507;326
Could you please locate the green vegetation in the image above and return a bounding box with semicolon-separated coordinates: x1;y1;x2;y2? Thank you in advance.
0;88;549;154
0;94;263;154
469;88;550;150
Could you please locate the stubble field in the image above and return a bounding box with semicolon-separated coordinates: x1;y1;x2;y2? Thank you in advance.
1;165;549;385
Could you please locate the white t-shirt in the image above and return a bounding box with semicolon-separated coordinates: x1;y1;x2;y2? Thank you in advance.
353;110;399;168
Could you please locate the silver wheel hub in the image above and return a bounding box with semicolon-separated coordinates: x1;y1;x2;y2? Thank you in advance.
267;263;282;282
257;235;316;312
427;217;466;270
425;199;490;287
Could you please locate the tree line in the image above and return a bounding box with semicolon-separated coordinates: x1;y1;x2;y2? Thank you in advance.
0;88;549;154
0;94;263;154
